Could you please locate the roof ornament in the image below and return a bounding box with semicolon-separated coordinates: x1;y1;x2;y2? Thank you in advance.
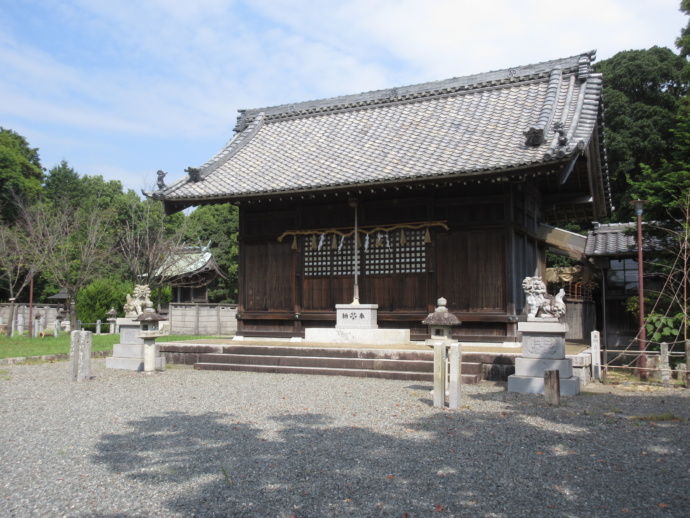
552;122;568;146
185;167;201;182
156;170;167;190
234;110;248;132
577;53;593;81
523;127;545;147
389;88;399;99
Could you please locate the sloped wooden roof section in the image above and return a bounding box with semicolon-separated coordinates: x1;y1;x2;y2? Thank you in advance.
155;51;609;214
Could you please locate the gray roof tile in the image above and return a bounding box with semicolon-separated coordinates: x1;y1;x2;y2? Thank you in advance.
158;51;605;203
585;223;637;256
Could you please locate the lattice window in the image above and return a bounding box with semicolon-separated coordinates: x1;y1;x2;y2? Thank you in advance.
333;236;354;276
365;232;395;275
394;229;426;274
365;229;426;274
303;237;332;277
303;229;426;277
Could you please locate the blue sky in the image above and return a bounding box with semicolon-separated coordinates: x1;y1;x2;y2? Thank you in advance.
0;0;686;194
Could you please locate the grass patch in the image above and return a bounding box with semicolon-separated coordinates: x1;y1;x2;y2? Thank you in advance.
220;467;233;487
0;334;116;359
0;333;224;360
631;413;682;422
0;369;10;380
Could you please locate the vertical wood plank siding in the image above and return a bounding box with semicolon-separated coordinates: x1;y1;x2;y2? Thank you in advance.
237;183;542;340
244;242;293;311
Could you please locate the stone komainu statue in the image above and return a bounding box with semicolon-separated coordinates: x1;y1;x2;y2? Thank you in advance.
123;284;153;317
522;276;566;319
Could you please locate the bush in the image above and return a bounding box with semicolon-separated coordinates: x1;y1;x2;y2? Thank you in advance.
76;278;133;330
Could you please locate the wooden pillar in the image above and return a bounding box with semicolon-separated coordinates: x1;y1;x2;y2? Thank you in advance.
544;370;560;406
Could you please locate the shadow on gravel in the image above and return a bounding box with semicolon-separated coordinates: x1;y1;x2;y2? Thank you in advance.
92;394;690;517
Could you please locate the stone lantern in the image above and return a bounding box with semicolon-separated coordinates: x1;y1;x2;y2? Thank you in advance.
422;297;461;344
134;301;167;373
106;307;117;335
422;297;462;409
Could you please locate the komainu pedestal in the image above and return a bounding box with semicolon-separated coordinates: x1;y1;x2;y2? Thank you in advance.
508;321;580;395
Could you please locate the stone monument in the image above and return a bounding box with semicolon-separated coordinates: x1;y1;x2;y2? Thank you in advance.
106;285;166;371
508;277;580;395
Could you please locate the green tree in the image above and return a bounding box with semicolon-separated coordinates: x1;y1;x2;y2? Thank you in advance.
43;160;84;205
593;47;689;219
0;128;43;222
76;277;133;331
187;203;239;302
676;0;690;58
629;97;690;222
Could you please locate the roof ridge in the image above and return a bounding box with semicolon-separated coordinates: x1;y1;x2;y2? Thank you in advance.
234;51;596;131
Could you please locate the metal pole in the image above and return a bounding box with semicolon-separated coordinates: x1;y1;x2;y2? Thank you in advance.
350;199;360;304
636;207;647;380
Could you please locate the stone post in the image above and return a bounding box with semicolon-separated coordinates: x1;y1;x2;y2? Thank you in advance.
17;313;24;336
660;342;670;387
591;330;601;381
69;330;92;382
54;320;60;337
433;343;447;408
686;340;690;388
448;343;462;409
96;319;101;335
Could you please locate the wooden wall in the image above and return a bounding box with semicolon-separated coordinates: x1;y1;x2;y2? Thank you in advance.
237;182;541;341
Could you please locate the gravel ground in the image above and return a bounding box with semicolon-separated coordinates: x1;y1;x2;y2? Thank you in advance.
1;360;689;517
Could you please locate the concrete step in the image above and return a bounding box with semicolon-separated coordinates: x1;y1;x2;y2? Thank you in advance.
199;353;431;373
192;346;483;383
194;362;481;383
194;362;434;381
218;345;433;360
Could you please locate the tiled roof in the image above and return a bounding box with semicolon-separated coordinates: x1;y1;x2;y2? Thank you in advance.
585;223;637;256
156;244;225;279
585;222;668;257
154;51;606;205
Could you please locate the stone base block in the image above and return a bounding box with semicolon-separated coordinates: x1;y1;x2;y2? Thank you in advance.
113;344;145;358
507;374;580;395
305;328;410;345
335;304;379;330
106;356;165;371
515;357;573;378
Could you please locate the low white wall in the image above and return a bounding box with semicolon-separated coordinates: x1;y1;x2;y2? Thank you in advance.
168;303;237;336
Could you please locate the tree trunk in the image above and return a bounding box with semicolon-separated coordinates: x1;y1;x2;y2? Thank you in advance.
5;302;15;337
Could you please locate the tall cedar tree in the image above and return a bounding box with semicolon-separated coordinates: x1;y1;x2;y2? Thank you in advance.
593;47;689;220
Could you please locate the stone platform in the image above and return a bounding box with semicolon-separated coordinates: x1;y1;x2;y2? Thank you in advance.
305;303;410;345
508;321;580;395
106;318;166;371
